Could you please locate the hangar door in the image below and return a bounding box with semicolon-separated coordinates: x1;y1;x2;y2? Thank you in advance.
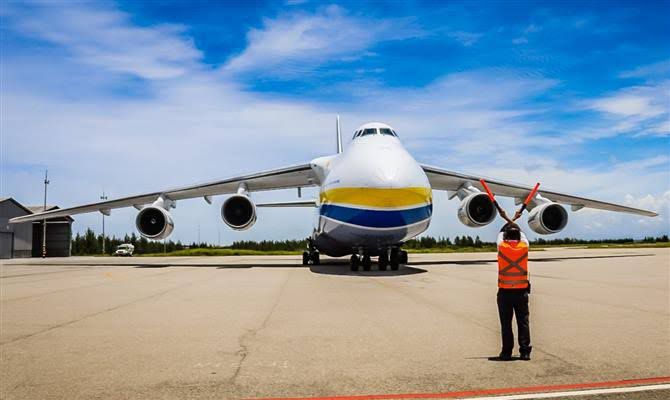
0;232;13;259
32;223;71;257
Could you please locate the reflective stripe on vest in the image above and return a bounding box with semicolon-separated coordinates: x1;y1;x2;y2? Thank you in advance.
498;241;529;289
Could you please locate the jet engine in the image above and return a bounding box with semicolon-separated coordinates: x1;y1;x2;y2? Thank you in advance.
527;202;568;234
457;193;497;227
135;206;174;240
222;195;257;230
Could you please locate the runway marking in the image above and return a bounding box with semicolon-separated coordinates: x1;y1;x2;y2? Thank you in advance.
248;376;670;400
463;383;670;399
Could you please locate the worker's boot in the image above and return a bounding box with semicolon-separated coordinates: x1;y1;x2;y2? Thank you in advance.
520;346;532;361
498;351;512;361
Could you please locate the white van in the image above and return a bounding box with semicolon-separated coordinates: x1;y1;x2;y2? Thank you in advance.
114;244;135;257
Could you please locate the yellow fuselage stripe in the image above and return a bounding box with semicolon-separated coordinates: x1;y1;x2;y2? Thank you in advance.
320;187;432;208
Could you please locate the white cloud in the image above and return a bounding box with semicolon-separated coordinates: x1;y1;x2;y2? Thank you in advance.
620;59;670;79
2;1;201;79
223;6;421;77
589;96;662;118
625;190;670;215
581;81;670;137
446;31;483;46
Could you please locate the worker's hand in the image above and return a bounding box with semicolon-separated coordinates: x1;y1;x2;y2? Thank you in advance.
499;210;514;224
513;210;523;221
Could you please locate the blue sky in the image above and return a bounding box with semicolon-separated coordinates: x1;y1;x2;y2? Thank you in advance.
1;0;669;244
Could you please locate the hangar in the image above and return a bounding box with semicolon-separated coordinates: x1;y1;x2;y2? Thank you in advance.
0;198;73;259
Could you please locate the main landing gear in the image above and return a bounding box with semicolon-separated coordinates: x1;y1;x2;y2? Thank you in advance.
350;248;408;272
302;238;320;265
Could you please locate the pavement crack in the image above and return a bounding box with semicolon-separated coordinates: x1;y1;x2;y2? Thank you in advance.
229;270;291;384
2;269;177;303
0;274;200;346
365;274;585;370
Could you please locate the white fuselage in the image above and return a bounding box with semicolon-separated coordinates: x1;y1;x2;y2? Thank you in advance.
311;132;433;256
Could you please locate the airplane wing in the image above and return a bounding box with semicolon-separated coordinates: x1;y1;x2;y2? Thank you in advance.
10;163;319;223
422;164;658;217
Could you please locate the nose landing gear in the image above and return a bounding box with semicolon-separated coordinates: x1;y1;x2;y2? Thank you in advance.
302;238;320;265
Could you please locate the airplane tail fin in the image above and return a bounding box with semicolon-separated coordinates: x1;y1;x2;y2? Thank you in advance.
336;115;343;154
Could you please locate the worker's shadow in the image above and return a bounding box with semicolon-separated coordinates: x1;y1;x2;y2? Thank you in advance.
486;356;525;362
467;356;525;362
310;264;427;276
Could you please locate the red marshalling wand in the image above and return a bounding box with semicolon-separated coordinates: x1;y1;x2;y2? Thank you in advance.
479;179;541;221
519;182;541;213
479;179;497;203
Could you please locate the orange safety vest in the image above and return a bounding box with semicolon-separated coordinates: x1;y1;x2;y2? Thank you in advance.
498;241;529;289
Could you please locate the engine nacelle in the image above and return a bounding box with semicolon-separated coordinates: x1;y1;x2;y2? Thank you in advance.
527;202;568;234
135;206;174;240
457;193;497;227
221;195;257;230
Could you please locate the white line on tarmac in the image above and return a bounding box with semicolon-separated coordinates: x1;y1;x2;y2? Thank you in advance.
465;383;670;399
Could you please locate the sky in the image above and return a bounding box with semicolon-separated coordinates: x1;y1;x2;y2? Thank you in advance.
1;0;669;245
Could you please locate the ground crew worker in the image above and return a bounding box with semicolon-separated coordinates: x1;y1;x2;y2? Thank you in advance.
495;217;532;361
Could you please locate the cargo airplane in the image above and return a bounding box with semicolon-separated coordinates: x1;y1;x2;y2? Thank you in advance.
11;118;658;270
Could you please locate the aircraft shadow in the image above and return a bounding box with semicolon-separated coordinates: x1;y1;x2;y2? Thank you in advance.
309;265;427;276
408;253;654;266
21;253;651;270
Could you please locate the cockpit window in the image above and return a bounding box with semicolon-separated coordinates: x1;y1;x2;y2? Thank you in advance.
379;128;395;136
352;130;360;139
362;128;377;136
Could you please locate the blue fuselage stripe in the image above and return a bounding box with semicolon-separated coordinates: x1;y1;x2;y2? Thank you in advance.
320;204;433;228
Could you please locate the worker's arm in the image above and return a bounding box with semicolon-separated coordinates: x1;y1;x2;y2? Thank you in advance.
497;204;515;224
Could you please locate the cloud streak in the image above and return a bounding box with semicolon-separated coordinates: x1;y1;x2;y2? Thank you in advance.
2;0;201;79
223;5;421;78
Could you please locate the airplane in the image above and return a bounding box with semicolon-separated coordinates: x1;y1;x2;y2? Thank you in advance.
11;117;658;271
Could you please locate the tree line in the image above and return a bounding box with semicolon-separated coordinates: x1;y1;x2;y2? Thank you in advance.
71;228;669;256
72;228;192;255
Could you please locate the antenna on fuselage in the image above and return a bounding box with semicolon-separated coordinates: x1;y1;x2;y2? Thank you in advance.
336;115;343;154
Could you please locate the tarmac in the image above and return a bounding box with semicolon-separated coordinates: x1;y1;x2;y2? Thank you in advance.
1;247;668;399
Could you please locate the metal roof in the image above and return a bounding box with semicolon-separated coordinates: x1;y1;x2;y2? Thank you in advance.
0;199;74;222
0;197;34;215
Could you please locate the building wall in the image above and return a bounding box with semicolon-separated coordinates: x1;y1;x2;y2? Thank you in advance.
0;201;33;258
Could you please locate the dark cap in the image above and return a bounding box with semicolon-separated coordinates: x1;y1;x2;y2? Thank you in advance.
503;223;521;241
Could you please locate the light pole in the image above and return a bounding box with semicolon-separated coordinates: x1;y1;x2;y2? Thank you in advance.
100;191;108;254
42;170;49;258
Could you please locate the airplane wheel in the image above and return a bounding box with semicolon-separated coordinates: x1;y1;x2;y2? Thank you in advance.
362;255;372;271
390;248;400;270
350;255;359;271
302;251;310;266
312;251;320;265
400;250;408;265
378;251;388;271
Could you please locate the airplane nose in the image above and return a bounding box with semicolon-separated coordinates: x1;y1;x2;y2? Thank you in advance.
373;146;401;185
376;162;399;184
